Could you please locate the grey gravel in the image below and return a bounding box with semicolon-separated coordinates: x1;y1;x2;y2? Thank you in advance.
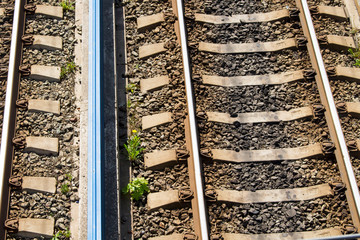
125;0;194;238
209;196;351;234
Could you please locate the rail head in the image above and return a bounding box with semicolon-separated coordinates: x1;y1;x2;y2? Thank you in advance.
0;0;26;238
298;0;360;228
176;0;209;239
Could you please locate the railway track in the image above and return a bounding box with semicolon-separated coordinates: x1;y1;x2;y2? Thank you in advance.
0;1;14;150
123;0;360;239
0;0;78;239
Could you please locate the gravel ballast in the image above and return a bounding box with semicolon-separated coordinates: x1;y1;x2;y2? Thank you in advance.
7;2;79;239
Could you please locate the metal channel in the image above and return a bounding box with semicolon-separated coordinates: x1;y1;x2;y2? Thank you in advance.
112;1;121;237
88;0;103;239
297;0;360;227
176;0;209;239
0;0;26;238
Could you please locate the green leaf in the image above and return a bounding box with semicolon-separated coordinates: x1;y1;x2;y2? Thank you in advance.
51;232;61;240
349;48;360;67
123;178;149;200
124;131;144;161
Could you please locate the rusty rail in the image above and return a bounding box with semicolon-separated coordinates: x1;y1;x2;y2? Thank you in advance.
296;0;360;228
175;0;210;238
0;0;26;239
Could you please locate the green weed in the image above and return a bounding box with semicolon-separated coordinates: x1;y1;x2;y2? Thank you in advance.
51;231;61;240
61;183;70;194
51;229;71;240
60;0;75;11
66;173;73;181
60;61;77;79
124;130;144;161
62;229;71;238
350;28;359;35
349;48;360;67
122;177;149;201
126;83;137;93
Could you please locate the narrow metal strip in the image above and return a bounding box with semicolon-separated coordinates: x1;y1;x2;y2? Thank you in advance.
207;107;313;124
211;143;323;163
142;112;173;130
195;9;290;24
174;20;180;45
216;184;332;204
202;70;304;87
199;38;297;54
171;0;178;18
0;0;26;238
222;228;342;240
176;0;209;237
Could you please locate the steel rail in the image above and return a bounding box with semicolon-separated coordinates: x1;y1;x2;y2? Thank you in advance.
297;0;360;227
0;0;26;238
112;1;122;237
176;0;209;238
